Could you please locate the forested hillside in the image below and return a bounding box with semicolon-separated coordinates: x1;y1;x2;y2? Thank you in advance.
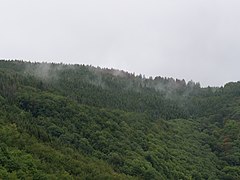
0;60;239;179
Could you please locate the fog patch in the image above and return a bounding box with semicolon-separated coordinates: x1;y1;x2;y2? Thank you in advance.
24;62;65;81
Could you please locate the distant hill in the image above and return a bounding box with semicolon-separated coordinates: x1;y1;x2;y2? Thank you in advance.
0;60;239;179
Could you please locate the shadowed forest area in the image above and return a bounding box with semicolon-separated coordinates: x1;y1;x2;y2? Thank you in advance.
0;60;239;179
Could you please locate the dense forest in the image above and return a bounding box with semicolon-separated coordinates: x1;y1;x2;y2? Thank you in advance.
0;60;239;179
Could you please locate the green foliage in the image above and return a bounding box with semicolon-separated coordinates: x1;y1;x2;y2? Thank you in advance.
0;60;239;179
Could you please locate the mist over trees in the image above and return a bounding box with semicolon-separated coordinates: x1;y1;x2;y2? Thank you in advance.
0;60;239;179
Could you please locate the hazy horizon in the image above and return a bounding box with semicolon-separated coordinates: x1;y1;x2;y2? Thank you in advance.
1;0;239;87
3;59;238;88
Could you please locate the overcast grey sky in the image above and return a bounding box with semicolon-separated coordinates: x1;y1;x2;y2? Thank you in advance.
0;0;240;86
